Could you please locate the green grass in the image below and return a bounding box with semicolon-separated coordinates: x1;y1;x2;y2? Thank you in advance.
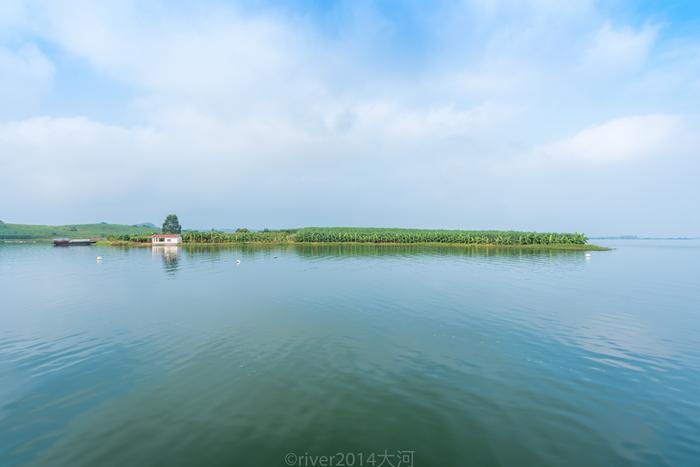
1;222;606;250
0;222;159;240
108;227;604;249
293;227;588;245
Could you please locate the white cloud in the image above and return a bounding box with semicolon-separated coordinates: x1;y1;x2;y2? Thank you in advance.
583;23;659;72
31;0;327;122
0;0;699;233
0;117;156;201
499;114;686;171
0;44;54;116
544;115;683;164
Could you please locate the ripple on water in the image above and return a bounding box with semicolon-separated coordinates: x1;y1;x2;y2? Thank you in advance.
1;242;699;466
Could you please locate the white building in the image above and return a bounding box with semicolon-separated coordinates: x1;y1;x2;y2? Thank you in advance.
151;234;182;245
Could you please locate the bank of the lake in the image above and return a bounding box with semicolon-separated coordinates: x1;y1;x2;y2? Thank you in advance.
104;240;609;251
107;227;606;250
2;223;606;250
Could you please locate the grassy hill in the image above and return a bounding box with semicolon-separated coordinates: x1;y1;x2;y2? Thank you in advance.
0;221;159;240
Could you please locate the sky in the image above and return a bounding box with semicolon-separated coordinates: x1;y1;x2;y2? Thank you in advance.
0;0;698;236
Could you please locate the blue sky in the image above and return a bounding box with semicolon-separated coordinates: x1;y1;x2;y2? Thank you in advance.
0;0;698;235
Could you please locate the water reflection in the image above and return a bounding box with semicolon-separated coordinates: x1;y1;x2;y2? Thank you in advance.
0;241;699;466
152;246;180;275
178;242;591;260
290;243;590;259
183;243;285;256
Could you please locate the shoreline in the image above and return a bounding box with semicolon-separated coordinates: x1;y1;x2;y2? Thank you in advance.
99;240;610;251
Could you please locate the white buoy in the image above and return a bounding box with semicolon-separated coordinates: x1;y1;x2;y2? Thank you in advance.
96;256;103;261
585;253;592;258
235;259;241;264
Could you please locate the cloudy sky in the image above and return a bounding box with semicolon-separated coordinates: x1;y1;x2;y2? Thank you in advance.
1;0;698;235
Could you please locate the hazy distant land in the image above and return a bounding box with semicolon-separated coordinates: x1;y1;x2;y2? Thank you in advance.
0;221;158;240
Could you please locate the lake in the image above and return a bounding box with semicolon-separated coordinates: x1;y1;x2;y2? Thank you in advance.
1;241;699;466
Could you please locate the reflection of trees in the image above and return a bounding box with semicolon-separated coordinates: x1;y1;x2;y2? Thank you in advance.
290;243;584;259
182;243;290;262
183;244;288;255
148;243;586;268
152;246;180;275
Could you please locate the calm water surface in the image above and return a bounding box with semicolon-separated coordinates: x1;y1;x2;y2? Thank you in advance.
1;241;699;466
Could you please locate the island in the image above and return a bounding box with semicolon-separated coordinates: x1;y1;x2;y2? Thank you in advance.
0;218;609;251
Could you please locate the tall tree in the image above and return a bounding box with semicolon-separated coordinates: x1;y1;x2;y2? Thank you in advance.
162;214;182;234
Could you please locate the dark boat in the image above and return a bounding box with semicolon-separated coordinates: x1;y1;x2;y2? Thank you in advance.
53;238;96;246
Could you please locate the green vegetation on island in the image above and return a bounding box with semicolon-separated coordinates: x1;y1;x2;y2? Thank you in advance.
0;217;606;250
292;227;588;245
107;226;605;250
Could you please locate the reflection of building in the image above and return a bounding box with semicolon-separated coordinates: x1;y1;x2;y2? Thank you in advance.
152;245;180;274
152;245;180;257
151;234;182;245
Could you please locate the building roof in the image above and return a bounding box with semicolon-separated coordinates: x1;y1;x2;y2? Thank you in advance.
151;234;181;238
